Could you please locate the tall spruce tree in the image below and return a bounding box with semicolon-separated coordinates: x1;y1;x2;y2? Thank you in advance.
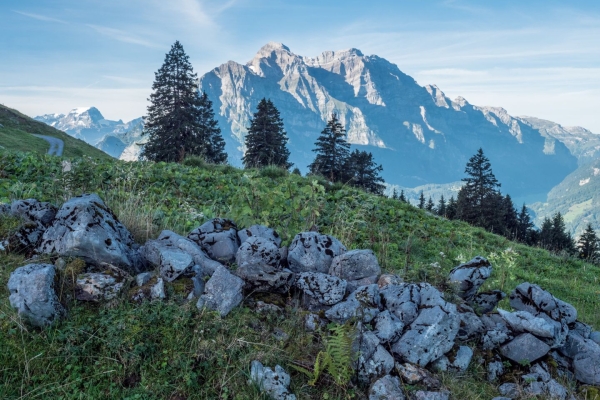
418;191;426;209
309;114;350;182
501;194;518;240
392;188;399;200
399;190;407;203
456;148;502;230
344;150;385;195
516;204;535;245
198;92;227;164
243;98;292;169
425;196;435;212
437;195;447;217
446;196;457;219
577;224;599;261
142;41;223;163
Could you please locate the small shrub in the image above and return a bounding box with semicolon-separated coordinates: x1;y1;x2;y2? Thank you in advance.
182;155;207;168
258;165;289;179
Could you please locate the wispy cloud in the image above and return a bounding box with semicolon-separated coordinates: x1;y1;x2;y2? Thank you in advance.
87;24;163;48
14;10;67;24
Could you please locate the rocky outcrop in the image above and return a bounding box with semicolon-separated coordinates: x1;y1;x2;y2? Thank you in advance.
235;236;293;292
188;218;239;264
448;256;492;301
329;249;381;293
196;265;244;317
1;199;57;253
249;360;296;400
287;232;346;274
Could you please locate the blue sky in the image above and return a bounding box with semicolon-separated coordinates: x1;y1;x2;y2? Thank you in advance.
1;0;599;132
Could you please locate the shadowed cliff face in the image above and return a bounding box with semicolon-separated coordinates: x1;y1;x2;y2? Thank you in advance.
199;42;578;199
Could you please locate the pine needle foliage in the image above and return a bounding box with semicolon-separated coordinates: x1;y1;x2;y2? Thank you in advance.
309;114;350;182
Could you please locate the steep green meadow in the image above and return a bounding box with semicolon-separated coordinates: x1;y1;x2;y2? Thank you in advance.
1;150;599;399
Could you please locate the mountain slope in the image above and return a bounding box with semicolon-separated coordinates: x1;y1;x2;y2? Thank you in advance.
0;104;111;159
199;42;577;199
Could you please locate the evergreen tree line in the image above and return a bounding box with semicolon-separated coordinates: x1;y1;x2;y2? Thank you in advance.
391;148;600;262
142;42;384;195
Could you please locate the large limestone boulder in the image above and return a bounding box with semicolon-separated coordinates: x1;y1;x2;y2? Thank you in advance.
196;265;244;317
500;333;551;364
238;224;282;247
329;249;381;293
295;272;347;306
140;238;195;282
325;284;381;324
287;232;346;274
448;256;492;301
38;194;144;274
155;230;223;276
509;282;577;325
369;375;405;400
235;236;293;292
249;360;296;400
188;218;239;264
4;199;57;252
7;264;65;327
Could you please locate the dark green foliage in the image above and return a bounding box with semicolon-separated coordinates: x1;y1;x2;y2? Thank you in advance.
418;191;425;209
425;196;435;212
344;149;385;195
446;196;457;219
437;195;447;217
501;194;518;240
578;223;599;262
399;190;407;203
243;98;292;169
292;167;301;176
392;188;399;200
142;42;225;163
516;204;536;245
309;114;350;182
539;212;576;253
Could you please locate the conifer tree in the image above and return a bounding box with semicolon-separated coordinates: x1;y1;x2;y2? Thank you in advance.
516;204;535;245
243;98;292;169
392;188;399;200
577;224;599;261
142;41;223;163
447;196;457;219
399;190;407;203
345;149;385;195
198;92;227;164
418;191;425;209
501;194;518;240
437;195;447;217
425;196;435;212
309;114;351;182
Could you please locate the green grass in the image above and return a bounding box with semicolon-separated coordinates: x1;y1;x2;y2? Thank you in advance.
1;150;599;399
0;104;111;159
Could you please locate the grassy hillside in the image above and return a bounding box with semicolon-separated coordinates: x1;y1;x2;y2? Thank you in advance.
1;151;599;399
0;104;111;159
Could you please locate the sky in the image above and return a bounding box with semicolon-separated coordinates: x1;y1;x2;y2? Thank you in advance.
1;0;599;132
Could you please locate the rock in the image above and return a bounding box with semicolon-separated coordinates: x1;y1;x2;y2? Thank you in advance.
546;379;568;400
76;272;127;302
5;199;57;252
500;333;550;364
150;278;165;300
590;331;600;345
325;284;380;323
524;381;545;396
287;232;346;274
329;249;381;292
571;321;592;339
379;283;421;325
157;230;223;276
255;301;283;314
392;302;460;367
188;218;239;264
523;362;551;383
135;272;152;287
249;360;296;400
38;194;144;274
498;382;519;397
353;330;380;367
141;239;194;282
448;256;492;300
196;265;244;317
235;236;293;292
452;346;473;372
7;264;65;327
413;391;450;400
357;344;395;384
572;349;600;385
482;328;512;350
509;282;577;325
457;310;484;340
238;224;282;247
304;313;325;331
469;290;505;314
272;328;289;342
369;375;405;400
431;356;449;372
373;310;405;343
558;330;597;359
487;360;504;381
396;362;427;384
377;273;402;288
295;272;346;306
498;309;556;339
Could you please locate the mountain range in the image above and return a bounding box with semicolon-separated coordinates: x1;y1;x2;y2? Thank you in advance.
32;43;600;236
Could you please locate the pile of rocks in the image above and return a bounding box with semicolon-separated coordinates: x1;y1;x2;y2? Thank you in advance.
3;194;600;400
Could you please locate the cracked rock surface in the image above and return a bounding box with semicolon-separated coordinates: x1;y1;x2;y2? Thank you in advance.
238;224;282;247
287;232;346;274
188;218;239;264
235;236;292;292
249;360;296;400
295;272;346;306
448;256;492;301
196;265;244;317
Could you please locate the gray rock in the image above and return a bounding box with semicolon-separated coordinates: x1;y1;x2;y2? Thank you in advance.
304;313;325;331
469;290;505;314
500;333;551;364
76;272;126;302
392;303;460;367
255;301;283;315
135;272;152;287
249;360;296;400
157;230;223;275
431;356;449;372
523;362;551;383
546;378;568;400
189;265;205;298
329;249;381;292
590;331;600;345
235;236;292;292
238;224;282;247
188;218;239;264
38;194;144;274
487;360;504;381
482;328;512;350
558;330;599;359
7;264;65;327
150;278;165;300
418;283;449;308
448;256;492;300
377;273;402;288
498;309;556;338
373;310;405;343
457;310;484;340
357;344;395;384
5;199;57;252
524;381;545;396
452;345;473;372
295;272;346;306
571;321;592;339
353;330;380;367
379;283;421;325
396;362;428;384
141;239;195;282
509;282;577;325
369;375;405;400
498;382;519;397
413;391;450;400
572;349;600;385
325;284;380;323
287;232;346;274
196;265;244;317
